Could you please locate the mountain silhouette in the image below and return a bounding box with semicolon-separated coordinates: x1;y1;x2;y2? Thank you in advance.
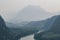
11;5;53;23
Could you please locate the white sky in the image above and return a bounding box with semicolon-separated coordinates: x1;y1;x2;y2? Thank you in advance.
0;0;60;22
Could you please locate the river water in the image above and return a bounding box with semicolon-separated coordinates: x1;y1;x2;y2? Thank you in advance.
21;34;34;40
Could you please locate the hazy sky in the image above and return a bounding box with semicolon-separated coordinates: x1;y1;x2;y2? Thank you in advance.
0;0;60;22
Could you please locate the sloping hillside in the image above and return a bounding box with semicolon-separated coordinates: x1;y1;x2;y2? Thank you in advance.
0;16;9;40
34;15;60;40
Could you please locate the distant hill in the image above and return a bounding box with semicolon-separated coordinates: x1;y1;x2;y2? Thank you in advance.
11;5;53;23
6;22;22;28
6;21;29;28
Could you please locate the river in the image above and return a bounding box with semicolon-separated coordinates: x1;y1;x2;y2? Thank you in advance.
21;34;34;40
